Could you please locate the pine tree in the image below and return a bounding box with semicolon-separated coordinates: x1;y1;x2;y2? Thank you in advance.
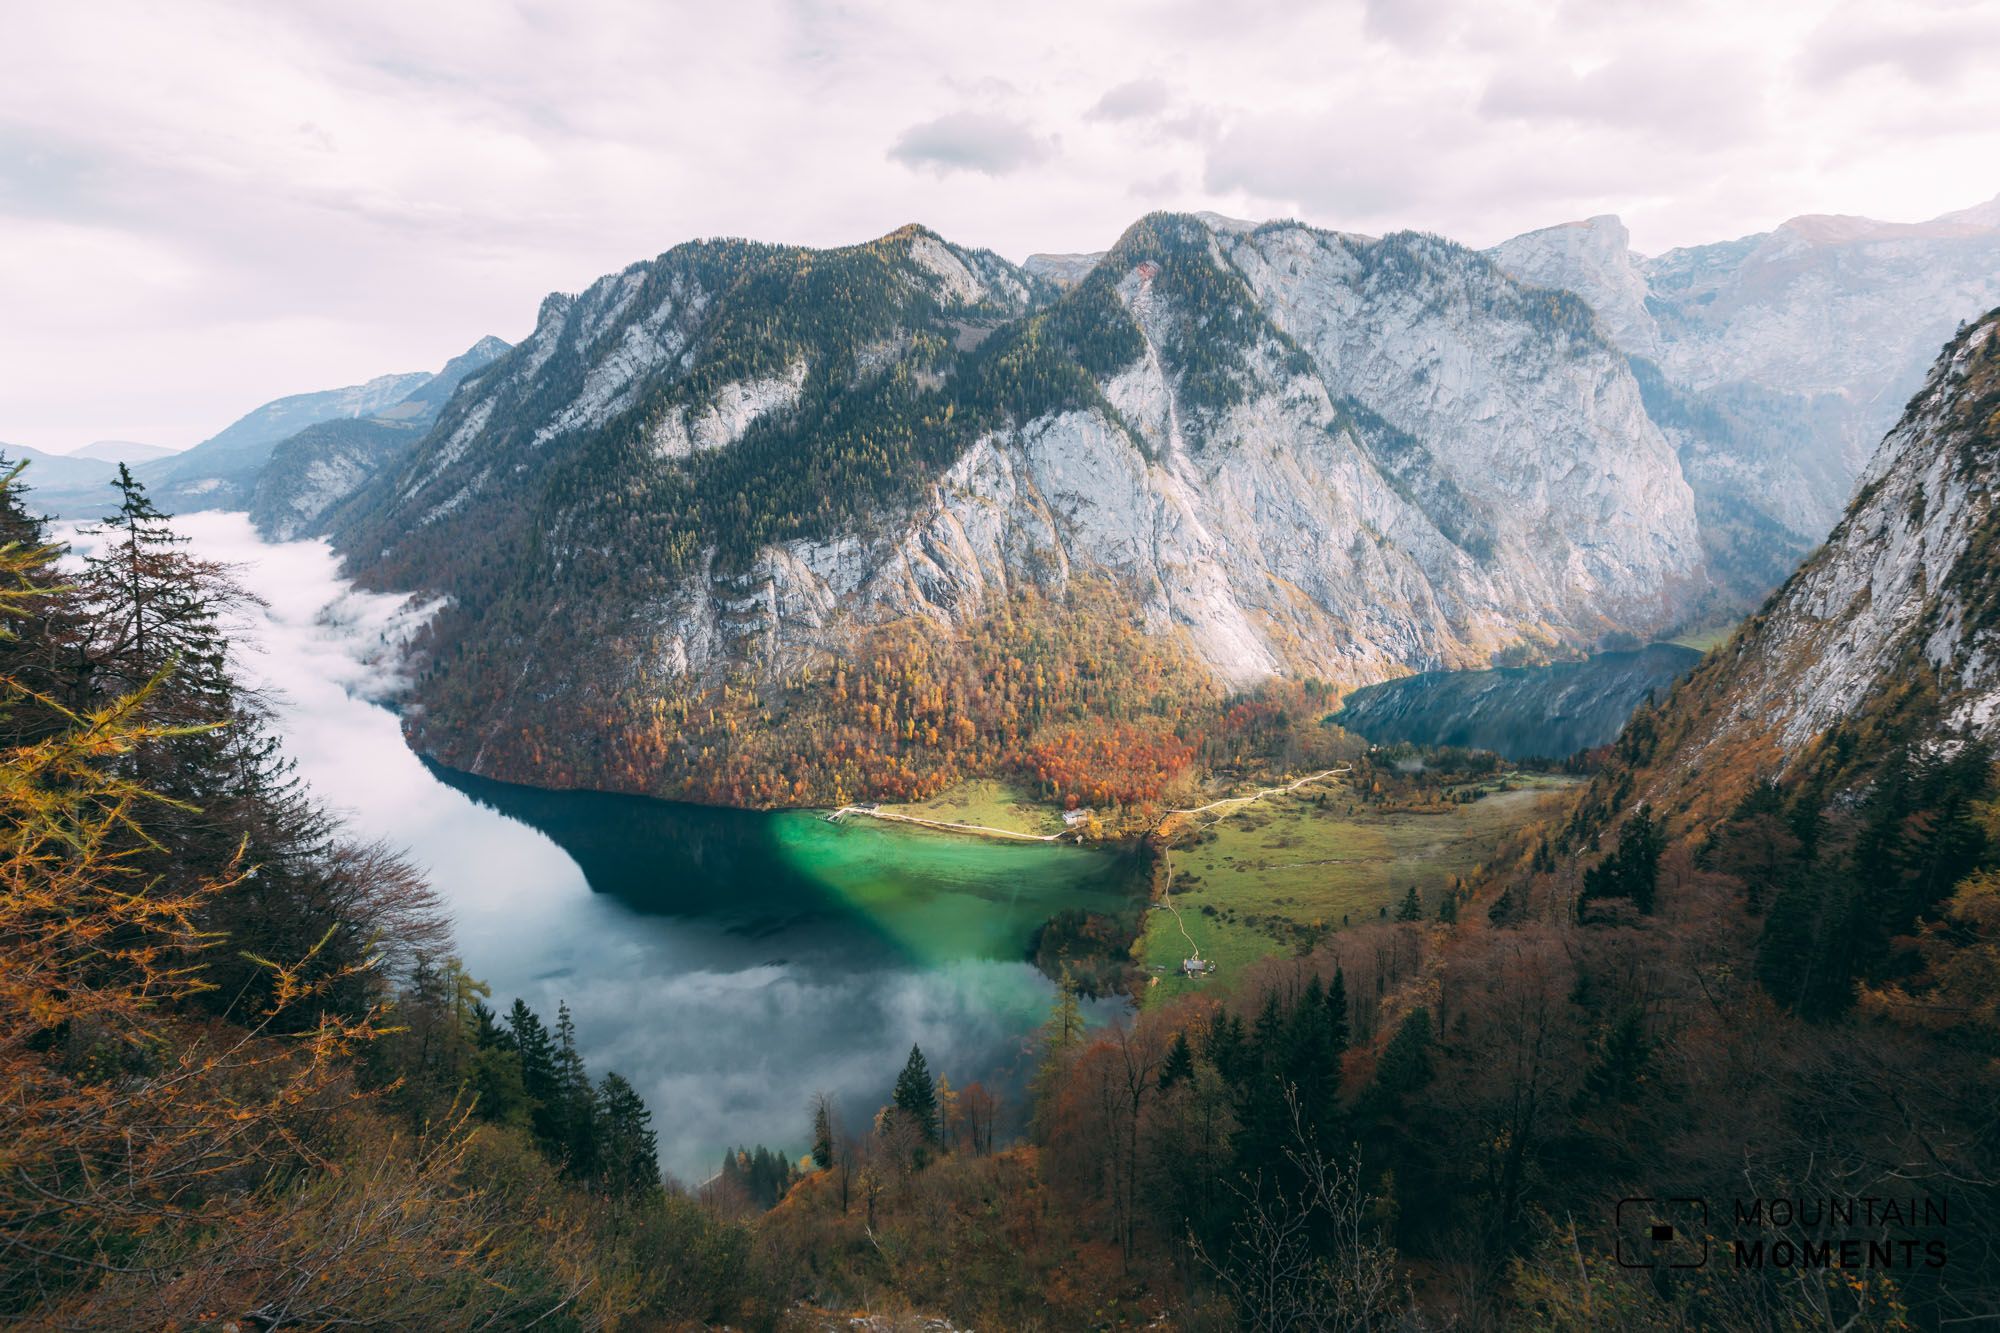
892;1044;940;1146
1327;968;1350;1056
1203;1010;1246;1082
1251;988;1286;1064
1158;1030;1196;1091
0;462;86;747
1237;990;1294;1171
1574;1009;1651;1109
1395;886;1423;921
1369;1007;1434;1109
810;1092;836;1170
1756;879;1821;1012
80;466;232;711
596;1072;659;1196
77;467;357;1025
554;1002;600;1179
1581;804;1665;914
1285;975;1340;1136
507;999;562;1154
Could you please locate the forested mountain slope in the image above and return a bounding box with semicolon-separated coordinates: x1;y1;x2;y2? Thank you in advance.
329;214;1707;804
1304;310;2000;1329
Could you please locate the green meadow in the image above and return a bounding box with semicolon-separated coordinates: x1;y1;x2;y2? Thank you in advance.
1141;776;1576;1003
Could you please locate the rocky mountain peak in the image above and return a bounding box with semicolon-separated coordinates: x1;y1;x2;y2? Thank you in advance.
1933;190;2000;230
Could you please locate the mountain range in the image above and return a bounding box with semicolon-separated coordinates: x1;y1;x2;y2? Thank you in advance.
0;439;178;499
10;197;1996;806
305;199;1998;804
1492;202;2000;598
13;336;510;522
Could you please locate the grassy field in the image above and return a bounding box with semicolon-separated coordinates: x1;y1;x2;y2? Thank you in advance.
1667;625;1738;654
1141;774;1577;1004
880;779;1069;837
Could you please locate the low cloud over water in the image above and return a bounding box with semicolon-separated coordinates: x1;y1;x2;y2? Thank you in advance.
122;513;1088;1178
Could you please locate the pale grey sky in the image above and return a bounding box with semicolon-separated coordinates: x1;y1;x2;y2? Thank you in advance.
5;0;1998;450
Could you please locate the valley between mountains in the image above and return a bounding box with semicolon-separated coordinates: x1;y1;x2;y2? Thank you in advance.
31;195;2000;1021
13;173;2000;1327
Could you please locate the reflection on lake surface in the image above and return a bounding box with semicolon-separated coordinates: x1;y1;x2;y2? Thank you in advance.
172;512;1137;1180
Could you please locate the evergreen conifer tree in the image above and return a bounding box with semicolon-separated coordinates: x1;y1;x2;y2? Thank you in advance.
507;999;563;1154
596;1072;659;1196
892;1044;940;1145
811;1093;836;1170
1368;1007;1434;1113
1327;967;1350;1056
1158;1030;1196;1091
554;1002;600;1179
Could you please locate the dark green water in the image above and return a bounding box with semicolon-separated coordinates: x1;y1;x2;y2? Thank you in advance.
431;765;1142;1177
1334;643;1702;759
436;763;1142;964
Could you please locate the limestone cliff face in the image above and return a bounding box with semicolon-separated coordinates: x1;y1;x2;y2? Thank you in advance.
1220;224;1702;634
1685;308;2000;757
332;212;1712;779
1490;203;2000;548
636;221;1706;705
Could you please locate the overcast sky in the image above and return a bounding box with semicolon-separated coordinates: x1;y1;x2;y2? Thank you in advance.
5;0;1998;451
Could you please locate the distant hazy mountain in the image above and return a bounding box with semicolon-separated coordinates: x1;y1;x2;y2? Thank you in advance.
142;338;508;515
248;335;511;538
12;337;510;520
0;443;127;507
0;439;178;511
1489;195;2000;602
72;440;176;464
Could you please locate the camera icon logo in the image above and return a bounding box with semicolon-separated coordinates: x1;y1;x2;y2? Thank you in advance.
1616;1196;1709;1269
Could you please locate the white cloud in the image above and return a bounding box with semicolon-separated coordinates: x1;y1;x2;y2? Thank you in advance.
3;0;1996;449
1087;77;1173;122
1479;49;1768;146
1800;0;2000;86
888;111;1054;176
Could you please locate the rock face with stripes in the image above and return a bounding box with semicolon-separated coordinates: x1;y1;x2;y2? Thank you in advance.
1673;307;2000;767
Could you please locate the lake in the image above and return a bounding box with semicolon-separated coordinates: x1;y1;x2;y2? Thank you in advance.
167;513;1139;1182
1334;642;1702;760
